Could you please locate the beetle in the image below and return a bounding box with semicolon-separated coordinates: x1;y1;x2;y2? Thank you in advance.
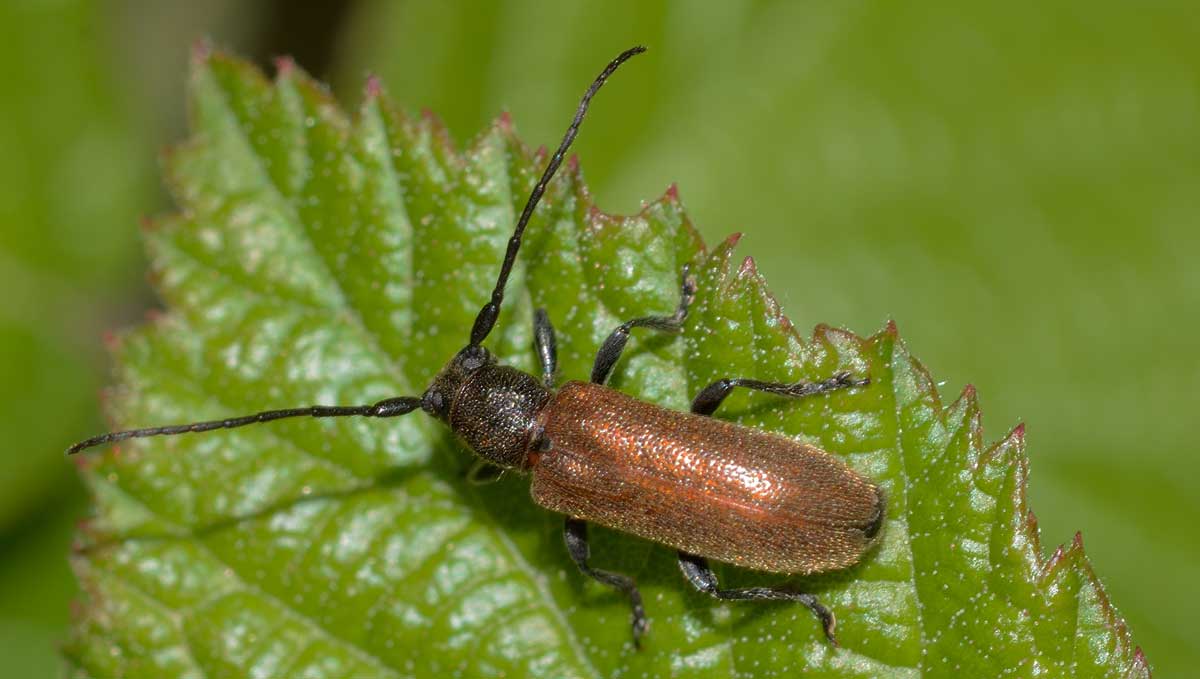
68;46;885;648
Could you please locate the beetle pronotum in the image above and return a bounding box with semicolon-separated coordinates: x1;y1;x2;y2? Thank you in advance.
69;46;885;648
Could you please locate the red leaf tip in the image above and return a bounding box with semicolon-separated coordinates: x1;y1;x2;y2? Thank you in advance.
364;74;383;99
497;110;513;130
274;55;296;77
1073;530;1085;549
665;183;680;201
1046;544;1066;567
739;256;758;276
1013;422;1026;438
190;38;213;65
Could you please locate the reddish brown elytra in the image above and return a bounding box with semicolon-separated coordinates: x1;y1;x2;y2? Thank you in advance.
68;46;885;648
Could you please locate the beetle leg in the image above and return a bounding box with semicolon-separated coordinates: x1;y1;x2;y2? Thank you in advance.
690;371;869;416
564;517;649;647
533;308;559;388
676;551;838;646
591;265;697;384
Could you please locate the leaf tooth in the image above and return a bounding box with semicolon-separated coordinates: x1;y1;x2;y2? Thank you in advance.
884;317;899;339
274;55;296;78
363;73;383;102
998;453;1040;578
1130;648;1152;678
975;422;1025;481
282;64;348;131
190;37;213;67
1025;508;1044;561
889;330;944;422
495;109;514;133
730;252;800;346
418;108;460;164
738;254;757;278
943;384;983;475
710;232;742;270
1067;532;1151;677
1040;535;1075;582
945;384;979;434
1028;533;1094;676
813;322;872;355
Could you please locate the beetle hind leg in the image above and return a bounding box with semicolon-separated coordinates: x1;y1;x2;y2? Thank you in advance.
564;518;649;647
677;551;838;646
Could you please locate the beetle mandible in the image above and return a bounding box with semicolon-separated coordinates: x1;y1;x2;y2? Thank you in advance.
69;46;885;648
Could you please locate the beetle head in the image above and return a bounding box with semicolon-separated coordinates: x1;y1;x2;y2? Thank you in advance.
423;345;550;470
422;345;495;420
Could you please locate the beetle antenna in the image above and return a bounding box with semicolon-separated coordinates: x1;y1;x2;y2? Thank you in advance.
468;45;646;347
66;396;422;455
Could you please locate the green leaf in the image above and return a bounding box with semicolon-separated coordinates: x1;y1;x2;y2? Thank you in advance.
65;50;1149;678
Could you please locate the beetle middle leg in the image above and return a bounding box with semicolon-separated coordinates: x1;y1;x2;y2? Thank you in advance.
691;371;869;416
564;517;649;646
677;551;838;646
591;265;697;384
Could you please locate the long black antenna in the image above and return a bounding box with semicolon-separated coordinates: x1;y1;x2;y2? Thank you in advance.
468;45;646;347
66;397;421;455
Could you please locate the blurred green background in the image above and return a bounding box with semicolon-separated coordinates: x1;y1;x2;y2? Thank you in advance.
1;1;1195;676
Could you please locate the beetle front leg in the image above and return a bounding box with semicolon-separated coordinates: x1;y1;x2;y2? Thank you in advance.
677;551;838;646
591;265;696;385
564;517;649;647
691;371;869;416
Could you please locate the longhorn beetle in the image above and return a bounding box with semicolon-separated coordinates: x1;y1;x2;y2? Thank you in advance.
69;46;885;648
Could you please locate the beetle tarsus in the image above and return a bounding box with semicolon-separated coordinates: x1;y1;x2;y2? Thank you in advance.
676;550;838;646
564;517;648;648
